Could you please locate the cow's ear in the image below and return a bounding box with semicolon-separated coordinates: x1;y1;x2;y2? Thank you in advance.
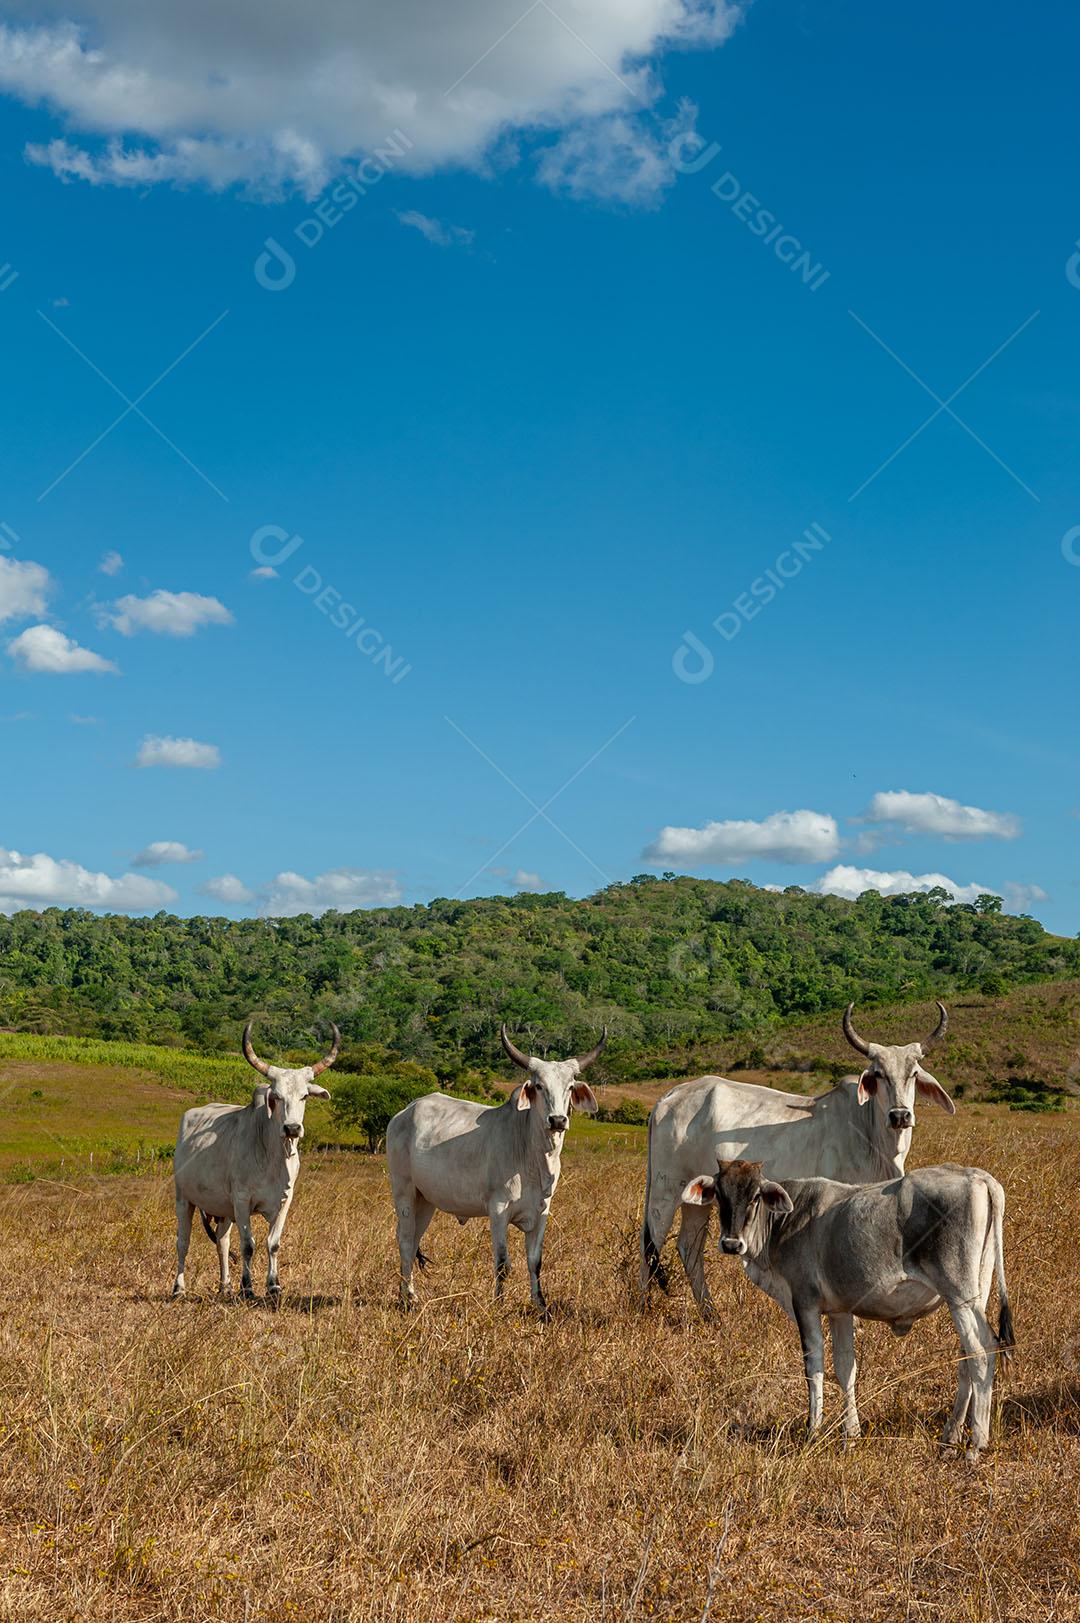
759;1180;794;1214
264;1087;275;1116
681;1176;717;1205
515;1081;534;1112
571;1081;599;1115
306;1083;331;1101
857;1069;878;1106
915;1066;956;1115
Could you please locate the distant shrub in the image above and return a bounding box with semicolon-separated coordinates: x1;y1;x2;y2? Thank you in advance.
331;1074;434;1151
987;1076;1066;1113
596;1097;649;1126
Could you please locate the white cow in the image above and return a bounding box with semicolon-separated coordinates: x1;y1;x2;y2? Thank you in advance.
171;1019;340;1303
681;1157;1014;1457
386;1025;604;1312
641;1002;955;1316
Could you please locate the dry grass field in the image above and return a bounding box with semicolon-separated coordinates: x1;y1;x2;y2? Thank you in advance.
0;1096;1077;1621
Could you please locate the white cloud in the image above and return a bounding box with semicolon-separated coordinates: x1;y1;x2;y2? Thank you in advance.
68;712;100;725
396;209;474;247
0;556;51;624
249;566;278;581
0;845;176;912
645;809;840;867
7;623;118;674
810;865;997;906
199;873;254;905
1002;881;1048;913
859;790;1021;841
259;867;402;917
0;3;741;202
536;99;698;207
136;734;220;769
97;549;124;576
104;589;233;637
133;840;203;867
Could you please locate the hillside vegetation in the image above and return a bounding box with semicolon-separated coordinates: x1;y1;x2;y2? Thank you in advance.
0;878;1075;1076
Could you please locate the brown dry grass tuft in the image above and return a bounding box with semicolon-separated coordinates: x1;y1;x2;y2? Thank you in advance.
0;1107;1077;1620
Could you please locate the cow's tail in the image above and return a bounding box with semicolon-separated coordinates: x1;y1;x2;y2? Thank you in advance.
989;1177;1015;1363
640;1102;669;1296
199;1211;219;1244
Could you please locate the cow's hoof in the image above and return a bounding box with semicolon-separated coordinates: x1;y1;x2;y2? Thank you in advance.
170;1287;185;1301
842;1431;862;1451
268;1288;282;1312
239;1288;256;1304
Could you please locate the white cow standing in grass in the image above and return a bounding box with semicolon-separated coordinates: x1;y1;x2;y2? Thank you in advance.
172;1019;340;1303
386;1025;604;1312
642;1002;955;1316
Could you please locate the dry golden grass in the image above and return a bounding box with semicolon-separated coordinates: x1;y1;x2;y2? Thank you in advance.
0;1106;1077;1621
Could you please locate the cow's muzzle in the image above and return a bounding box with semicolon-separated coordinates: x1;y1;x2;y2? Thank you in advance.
548;1114;569;1133
887;1108;914;1131
720;1238;746;1256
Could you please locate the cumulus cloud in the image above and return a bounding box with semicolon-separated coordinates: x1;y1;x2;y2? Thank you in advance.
810;865;998;906
645;809;840;867
199;873;254;905
7;623;118;674
97;549;123;575
1002;882;1048;913
104;589;233;637
249;566;277;582
0;2;741;202
259;867;402;917
859;790;1021;842
133;840;203;867
136;734;220;769
396;209;474;247
0;845;176;912
0;556;51;624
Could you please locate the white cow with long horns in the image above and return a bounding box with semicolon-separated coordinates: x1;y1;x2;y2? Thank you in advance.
641;1002;955;1318
171;1019;340;1303
386;1024;605;1312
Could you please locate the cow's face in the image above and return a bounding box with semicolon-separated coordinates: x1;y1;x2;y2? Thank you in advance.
516;1057;599;1138
263;1067;331;1157
857;1042;955;1134
681;1159;793;1256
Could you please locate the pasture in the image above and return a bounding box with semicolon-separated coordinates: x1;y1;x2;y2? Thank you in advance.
0;1056;1077;1622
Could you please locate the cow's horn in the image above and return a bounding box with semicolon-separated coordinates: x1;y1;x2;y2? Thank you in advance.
242;1019;272;1077
923;1001;948;1050
841;1003;871;1056
500;1024;532;1070
574;1026;608;1070
311;1023;342;1077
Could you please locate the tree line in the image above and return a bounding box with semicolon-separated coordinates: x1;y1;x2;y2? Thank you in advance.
0;877;1073;1079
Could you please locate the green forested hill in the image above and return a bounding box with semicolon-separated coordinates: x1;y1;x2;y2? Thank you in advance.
1;877;1075;1074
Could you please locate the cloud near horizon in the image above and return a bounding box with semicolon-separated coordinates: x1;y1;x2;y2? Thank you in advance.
645;809;840;867
810;865;998;906
133;840;203;867
259;867;403;917
0;2;741;202
858;790;1021;841
0;845;176;912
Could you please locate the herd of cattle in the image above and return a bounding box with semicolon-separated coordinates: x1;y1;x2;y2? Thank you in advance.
172;1003;1013;1458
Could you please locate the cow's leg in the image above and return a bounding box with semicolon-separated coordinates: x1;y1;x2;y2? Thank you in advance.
640;1180;679;1299
395;1186;426;1310
216;1219;234;1295
942;1359;973;1451
489;1202;512;1298
795;1304;826;1436
265;1195;293;1307
172;1197;194;1298
677;1203;718;1322
524;1214;549;1316
235;1200;257;1301
829;1314;860;1443
947;1299;996;1457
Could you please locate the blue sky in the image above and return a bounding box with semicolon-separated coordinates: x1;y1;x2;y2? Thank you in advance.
0;0;1077;930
